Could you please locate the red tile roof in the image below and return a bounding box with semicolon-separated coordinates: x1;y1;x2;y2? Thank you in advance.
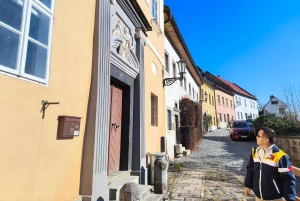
216;76;257;100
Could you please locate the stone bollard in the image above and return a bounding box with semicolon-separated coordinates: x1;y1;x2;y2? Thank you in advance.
174;144;183;158
119;182;142;201
154;156;169;197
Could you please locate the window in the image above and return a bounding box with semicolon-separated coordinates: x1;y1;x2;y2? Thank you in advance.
189;84;191;95
226;98;228;107
151;94;158;126
173;62;176;77
227;114;230;123
222;97;225;105
164;52;169;72
184;77;187;91
245;113;248;119
279;108;285;114
219;113;222;122
213;117;215;125
230;100;232;108
241;112;243;120
152;0;158;20
237;112;240;119
218;95;220;104
209;94;211;105
212;96;214;106
271;101;278;105
192;88;194;99
0;0;54;84
250;101;252;108
167;109;172;130
244;99;247;106
253;103;255;109
224;114;226;122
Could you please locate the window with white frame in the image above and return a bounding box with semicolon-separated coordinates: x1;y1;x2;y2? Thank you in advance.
0;0;54;84
192;88;194;99
167;109;172;130
172;62;176;77
152;0;158;20
164;52;169;73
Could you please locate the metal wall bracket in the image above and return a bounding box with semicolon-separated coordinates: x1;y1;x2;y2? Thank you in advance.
40;100;60;119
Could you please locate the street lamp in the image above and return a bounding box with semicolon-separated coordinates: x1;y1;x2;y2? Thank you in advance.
200;91;208;103
163;58;186;87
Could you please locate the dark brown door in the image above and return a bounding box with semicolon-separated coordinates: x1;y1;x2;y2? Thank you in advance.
175;115;180;144
108;84;123;175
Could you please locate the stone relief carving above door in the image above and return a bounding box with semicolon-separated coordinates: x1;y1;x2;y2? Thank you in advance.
111;18;139;78
112;20;134;60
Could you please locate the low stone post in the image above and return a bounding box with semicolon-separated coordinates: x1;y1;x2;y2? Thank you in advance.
174;144;183;158
154;156;169;197
119;182;142;201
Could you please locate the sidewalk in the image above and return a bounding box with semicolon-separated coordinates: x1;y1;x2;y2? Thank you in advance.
167;129;256;200
168;163;255;201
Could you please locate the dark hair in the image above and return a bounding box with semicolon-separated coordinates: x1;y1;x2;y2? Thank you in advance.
260;127;276;144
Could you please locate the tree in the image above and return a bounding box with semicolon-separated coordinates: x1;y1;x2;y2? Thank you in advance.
281;82;300;125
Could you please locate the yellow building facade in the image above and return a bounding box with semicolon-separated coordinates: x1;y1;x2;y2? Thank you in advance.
0;0;96;200
201;78;217;131
138;0;166;153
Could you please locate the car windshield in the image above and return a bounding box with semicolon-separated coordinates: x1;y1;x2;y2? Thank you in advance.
233;122;249;128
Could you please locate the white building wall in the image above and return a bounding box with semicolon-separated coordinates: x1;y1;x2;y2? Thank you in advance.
164;36;199;159
234;94;259;120
265;97;286;117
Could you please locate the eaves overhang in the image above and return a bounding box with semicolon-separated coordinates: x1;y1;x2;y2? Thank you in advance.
164;5;203;86
119;0;152;34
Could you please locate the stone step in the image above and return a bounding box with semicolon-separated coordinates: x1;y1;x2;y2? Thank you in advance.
141;185;153;198
143;193;164;201
183;149;191;156
108;175;139;201
108;171;131;185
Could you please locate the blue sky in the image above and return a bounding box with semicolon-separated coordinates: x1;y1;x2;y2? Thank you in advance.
164;0;300;106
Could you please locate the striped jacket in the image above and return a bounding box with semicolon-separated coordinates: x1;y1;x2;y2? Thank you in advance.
244;145;296;201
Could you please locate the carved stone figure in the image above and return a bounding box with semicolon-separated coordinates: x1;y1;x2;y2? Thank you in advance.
112;20;133;60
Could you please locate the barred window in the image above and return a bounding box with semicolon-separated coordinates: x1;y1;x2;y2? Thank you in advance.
151;94;158;126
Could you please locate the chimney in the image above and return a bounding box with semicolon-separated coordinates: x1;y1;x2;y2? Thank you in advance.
270;95;274;100
217;75;221;77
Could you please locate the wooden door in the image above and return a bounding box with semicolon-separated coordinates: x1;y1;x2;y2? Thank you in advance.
175;115;180;144
108;84;123;175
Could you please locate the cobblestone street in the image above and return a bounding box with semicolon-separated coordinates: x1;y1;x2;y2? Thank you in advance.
167;128;299;201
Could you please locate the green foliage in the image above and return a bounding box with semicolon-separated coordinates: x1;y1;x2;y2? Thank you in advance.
180;98;195;126
180;127;196;150
203;114;212;131
180;98;198;149
252;114;300;136
194;103;201;127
